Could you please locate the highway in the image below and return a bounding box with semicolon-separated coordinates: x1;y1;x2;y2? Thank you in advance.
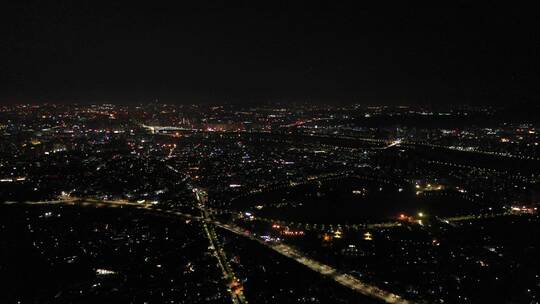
195;191;248;304
12;196;526;304
150;128;540;161
216;223;412;304
11;197;246;303
9;197;412;303
13;196;532;303
202;220;247;304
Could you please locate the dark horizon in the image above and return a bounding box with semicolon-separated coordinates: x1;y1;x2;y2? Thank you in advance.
1;2;539;105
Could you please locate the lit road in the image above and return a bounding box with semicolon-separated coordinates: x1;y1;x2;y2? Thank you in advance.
214;222;412;304
202;221;246;304
11;197;244;303
147;129;540;161
10;197;410;303
12;197;523;304
11;197;523;304
194;190;248;304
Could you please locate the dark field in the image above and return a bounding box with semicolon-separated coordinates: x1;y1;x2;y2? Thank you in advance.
233;177;482;223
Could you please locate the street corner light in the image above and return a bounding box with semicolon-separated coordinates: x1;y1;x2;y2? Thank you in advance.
418;212;424;218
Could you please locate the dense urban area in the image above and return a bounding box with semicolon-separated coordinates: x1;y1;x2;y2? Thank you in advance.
1;103;539;303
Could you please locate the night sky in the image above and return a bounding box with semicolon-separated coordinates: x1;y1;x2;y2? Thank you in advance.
1;2;539;105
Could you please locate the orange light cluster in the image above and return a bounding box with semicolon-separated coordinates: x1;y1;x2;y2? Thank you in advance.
282;230;304;236
510;205;537;214
398;213;413;221
230;279;244;294
398;213;421;224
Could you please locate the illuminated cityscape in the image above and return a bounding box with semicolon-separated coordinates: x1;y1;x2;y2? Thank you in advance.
1;103;539;303
2;2;540;304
